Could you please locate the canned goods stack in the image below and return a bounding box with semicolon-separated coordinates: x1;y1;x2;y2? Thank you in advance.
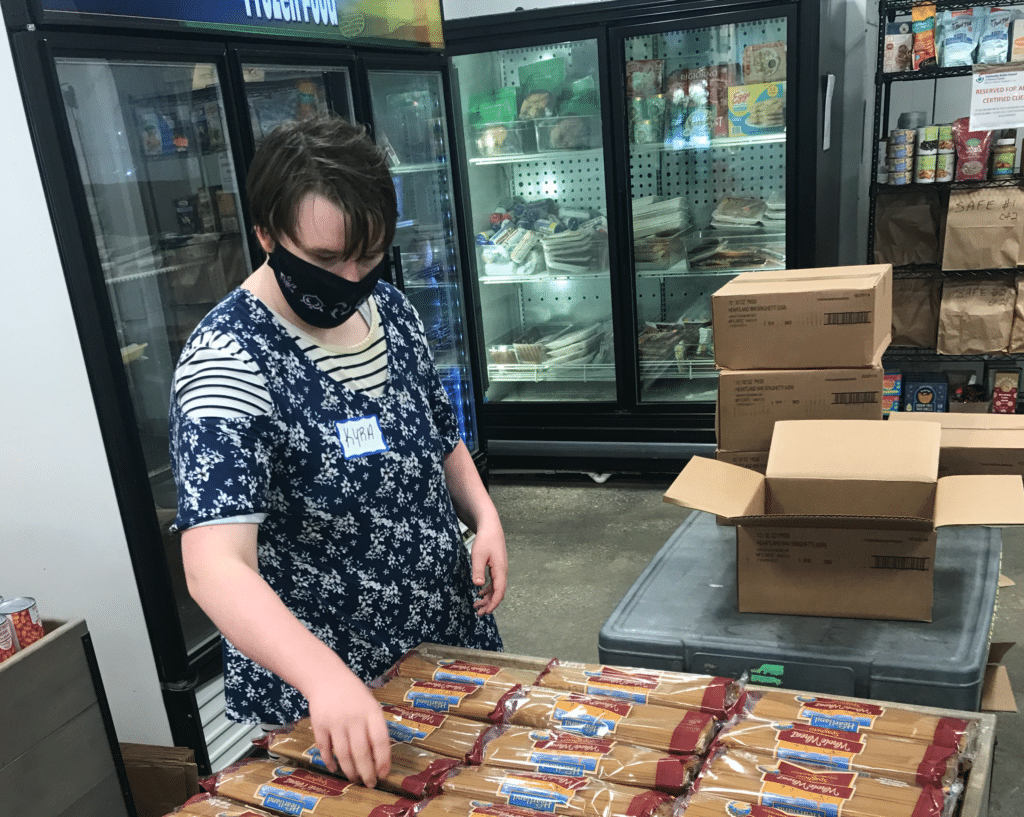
936;123;955;183
915;124;938;183
0;596;46;664
887;128;916;185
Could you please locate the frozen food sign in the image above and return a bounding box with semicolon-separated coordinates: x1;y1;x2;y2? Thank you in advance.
39;0;444;49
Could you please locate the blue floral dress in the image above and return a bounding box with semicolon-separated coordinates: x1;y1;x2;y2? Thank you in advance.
170;283;502;725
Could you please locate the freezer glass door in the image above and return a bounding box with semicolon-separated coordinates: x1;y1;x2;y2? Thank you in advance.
625;19;787;402
240;63;355;144
451;39;616;403
55;58;251;654
366;69;479;451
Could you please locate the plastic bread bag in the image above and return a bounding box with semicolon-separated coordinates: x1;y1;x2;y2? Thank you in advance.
373;676;513;722
199;758;418;817
171;793;278;816
387;647;544;692
478;724;700;795
536;661;745;720
257;720;460;798
379;704;496;763
415;794;555;817
440;765;677;817
692;746;962;817
497;686;718;756
712;718;960;788
740;690;979;755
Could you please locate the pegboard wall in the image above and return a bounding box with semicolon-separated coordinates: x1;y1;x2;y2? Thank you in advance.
518;273;613;326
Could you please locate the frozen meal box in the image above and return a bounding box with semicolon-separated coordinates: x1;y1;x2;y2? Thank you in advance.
717;367;883;453
889;412;1024;477
665;420;1024;530
727;82;786;135
712;265;892;370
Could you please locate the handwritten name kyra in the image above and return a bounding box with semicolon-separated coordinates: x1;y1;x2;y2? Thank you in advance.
242;0;339;25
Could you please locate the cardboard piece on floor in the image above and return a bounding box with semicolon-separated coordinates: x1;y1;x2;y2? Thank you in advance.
119;743;200;817
1000;574;1016;588
981;643;1018;712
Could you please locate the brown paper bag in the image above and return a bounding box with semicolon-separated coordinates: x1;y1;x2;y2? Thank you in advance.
937;279;1016;354
1008;275;1024;353
942;187;1024;271
892;277;942;347
874;188;943;267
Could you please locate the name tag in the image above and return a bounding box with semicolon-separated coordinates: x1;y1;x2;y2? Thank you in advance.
336;415;389;459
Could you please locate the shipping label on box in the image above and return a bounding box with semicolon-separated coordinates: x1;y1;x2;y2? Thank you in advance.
728;82;786;136
718;367;883;453
712;265;893;370
737;526;936;620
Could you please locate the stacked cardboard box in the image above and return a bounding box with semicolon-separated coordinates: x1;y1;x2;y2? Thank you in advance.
666;419;1024;620
712;265;893;473
889;412;1024;477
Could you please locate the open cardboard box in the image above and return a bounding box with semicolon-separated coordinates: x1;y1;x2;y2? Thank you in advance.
665;420;1024;621
712;264;892;370
889;412;1024;477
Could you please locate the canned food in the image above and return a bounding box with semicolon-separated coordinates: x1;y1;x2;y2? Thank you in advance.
890;128;917;146
935;152;955;182
887;144;912;160
937;124;954;153
0;597;45;650
915;152;937;183
917;125;939;152
0;616;16;664
888;170;913;185
888;157;912;173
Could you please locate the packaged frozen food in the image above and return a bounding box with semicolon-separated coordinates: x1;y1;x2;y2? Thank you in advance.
712;719;960;788
742;690;978;753
536;661;743;719
710;196;768;226
200;759;417;817
259;719;460;797
479;725;700;795
742;41;787;83
441;766;675;817
495;686;718;756
913;4;938;70
626;60;665;97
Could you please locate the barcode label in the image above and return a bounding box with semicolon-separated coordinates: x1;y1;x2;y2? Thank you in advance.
832;391;880;405
872;555;930;571
825;311;871;325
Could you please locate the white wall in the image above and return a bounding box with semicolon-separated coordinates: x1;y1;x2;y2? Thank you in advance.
0;35;171;744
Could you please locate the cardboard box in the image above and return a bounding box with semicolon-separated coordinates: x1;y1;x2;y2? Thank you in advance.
664;419;1024;620
889;412;1024;476
716;448;769;474
712;265;892;370
717;366;883;452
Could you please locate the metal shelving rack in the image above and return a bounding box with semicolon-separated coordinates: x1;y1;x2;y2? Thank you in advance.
869;0;1024;374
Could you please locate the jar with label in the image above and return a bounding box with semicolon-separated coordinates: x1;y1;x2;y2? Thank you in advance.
992;138;1017;177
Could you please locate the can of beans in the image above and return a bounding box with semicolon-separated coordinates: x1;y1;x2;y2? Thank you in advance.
0;597;45;650
0;616;17;663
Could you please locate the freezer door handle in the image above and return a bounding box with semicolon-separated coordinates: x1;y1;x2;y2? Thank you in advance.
391;245;405;290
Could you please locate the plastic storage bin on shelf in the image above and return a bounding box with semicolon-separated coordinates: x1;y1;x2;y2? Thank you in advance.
472;121;536;157
599;511;1001;711
534;115;601;151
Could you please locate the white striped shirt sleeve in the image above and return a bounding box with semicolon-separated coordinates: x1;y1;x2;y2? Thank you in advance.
174;329;273;419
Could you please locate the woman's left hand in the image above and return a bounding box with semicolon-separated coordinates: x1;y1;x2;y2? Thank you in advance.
471;521;507;615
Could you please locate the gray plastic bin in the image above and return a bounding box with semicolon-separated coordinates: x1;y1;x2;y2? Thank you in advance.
598;511;1001;711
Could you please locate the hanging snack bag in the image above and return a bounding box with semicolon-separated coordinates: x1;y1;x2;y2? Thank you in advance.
258;720;460;798
979;7;1013;63
913;4;938;69
952;116;993;180
884;21;914;72
478;725;701;795
535;660;744;720
939;9;979;67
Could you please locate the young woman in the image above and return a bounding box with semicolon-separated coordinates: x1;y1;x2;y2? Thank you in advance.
169;114;505;787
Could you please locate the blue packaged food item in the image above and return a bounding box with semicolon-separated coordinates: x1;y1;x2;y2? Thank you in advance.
903;372;948;412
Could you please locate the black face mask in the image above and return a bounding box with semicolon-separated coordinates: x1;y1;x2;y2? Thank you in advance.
268;243;382;329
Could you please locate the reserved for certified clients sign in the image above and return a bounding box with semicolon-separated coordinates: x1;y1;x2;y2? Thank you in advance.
39;0;444;48
970;62;1024;131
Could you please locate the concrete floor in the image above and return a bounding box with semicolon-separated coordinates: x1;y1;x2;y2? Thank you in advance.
487;471;1023;817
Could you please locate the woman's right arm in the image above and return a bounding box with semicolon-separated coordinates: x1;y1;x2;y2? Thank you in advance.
181;521;391;786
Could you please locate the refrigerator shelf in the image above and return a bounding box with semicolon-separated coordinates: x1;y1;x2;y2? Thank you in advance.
104;257;211;284
488;361;616;382
479;268;610;284
391;161;447;175
468;148;603;166
630;132;787;153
